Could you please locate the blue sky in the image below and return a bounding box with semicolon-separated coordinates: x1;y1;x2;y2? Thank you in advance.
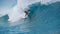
0;0;17;8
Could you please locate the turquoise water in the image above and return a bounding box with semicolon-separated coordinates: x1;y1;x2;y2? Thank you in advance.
0;2;60;34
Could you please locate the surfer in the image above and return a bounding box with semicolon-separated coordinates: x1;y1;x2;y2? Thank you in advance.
24;10;30;16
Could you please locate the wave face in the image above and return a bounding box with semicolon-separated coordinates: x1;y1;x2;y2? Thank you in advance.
27;2;60;34
0;1;60;34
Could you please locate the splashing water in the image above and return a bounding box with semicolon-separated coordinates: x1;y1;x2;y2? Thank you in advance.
8;5;26;22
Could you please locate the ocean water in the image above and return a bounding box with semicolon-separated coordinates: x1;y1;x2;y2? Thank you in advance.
0;2;60;34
